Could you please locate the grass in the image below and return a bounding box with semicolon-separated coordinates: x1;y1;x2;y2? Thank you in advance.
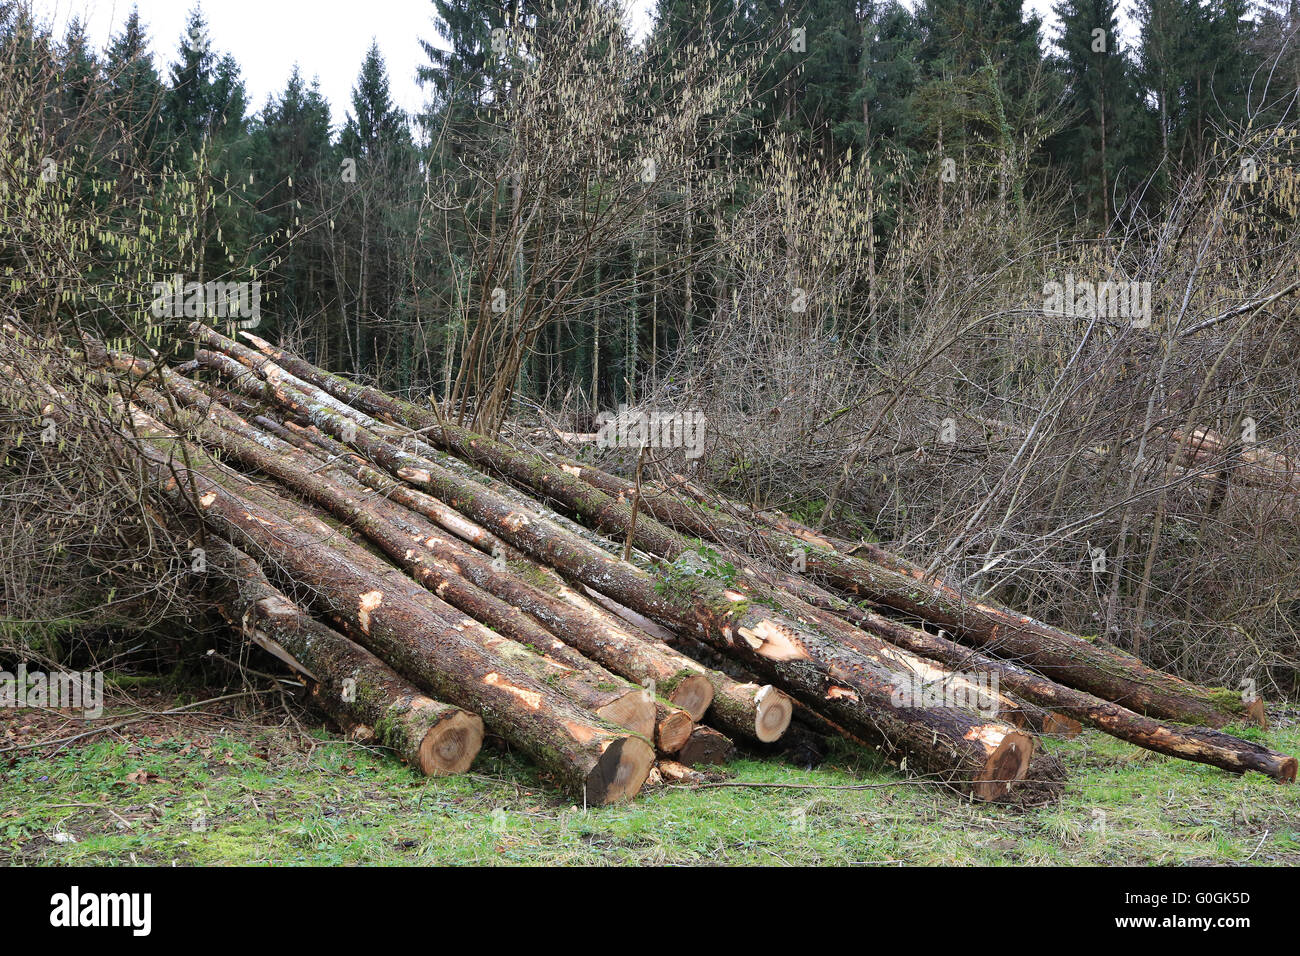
3;694;1299;865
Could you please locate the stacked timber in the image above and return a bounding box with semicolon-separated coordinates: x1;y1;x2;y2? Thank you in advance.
2;321;1294;809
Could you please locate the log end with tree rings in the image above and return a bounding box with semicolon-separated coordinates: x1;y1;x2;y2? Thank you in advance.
596;691;657;741
1278;757;1298;784
584;737;656;805
667;674;714;721
754;685;794;742
971;728;1035;802
419;710;486;776
655;708;695;753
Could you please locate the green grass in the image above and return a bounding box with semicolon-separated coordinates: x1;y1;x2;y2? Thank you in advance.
3;704;1299;865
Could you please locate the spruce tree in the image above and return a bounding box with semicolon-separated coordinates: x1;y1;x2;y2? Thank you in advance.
1050;0;1140;223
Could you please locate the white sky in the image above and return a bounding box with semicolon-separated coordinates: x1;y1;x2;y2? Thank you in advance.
33;0;1118;133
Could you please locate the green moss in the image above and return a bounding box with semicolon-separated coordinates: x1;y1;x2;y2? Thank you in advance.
507;560;559;594
1207;687;1248;714
6;703;1298;865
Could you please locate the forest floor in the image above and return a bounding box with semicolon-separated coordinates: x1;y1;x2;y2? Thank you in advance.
3;683;1299;865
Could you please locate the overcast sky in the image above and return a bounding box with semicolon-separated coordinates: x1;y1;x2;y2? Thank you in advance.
34;0;1116;132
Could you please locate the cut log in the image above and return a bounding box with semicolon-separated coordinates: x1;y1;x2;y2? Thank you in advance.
147;358;712;737
655;704;694;753
190;358;796;746
388;402;1250;728
268;415;723;721
122;412;654;804
197;330;1036;800
542;463;1252;727
121;372;657;740
1168;426;1300;493
675;726;736;766
205;537;483;774
783;575;1297;781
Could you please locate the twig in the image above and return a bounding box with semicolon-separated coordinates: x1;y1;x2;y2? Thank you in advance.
0;690;265;756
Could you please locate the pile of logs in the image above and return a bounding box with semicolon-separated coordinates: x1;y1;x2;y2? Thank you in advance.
3;321;1295;806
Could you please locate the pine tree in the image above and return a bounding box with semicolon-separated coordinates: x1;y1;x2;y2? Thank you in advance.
58;17;99;113
1050;0;1140;223
256;66;335;343
854;0;921;156
105;5;165;166
341;41;407;156
1252;0;1300;121
164;6;218;152
418;0;526;128
910;0;1056;188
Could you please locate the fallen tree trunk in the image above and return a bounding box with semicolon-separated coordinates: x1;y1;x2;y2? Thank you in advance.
250;410;725;724
250;413;804;745
124;412;655;804
779;573;1297;781
198;330;1035;800
123;371;658;741
1168;426;1300;494
526;455;1255;729
231;332;1246;728
205;537;483;775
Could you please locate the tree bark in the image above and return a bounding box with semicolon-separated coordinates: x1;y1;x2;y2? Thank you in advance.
675;725;736;767
205;537;483;775
124;412;654;804
231;331;1245;727
784;574;1296;782
198;329;1036;800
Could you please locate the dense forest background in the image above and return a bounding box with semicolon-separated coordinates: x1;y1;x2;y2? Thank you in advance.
3;0;1300;692
6;0;1296;407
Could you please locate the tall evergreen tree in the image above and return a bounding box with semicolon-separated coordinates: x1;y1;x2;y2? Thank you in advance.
341;41;407;156
58;17;98;113
417;0;528;128
104;5;165;165
164;6;218;152
1050;0;1141;223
